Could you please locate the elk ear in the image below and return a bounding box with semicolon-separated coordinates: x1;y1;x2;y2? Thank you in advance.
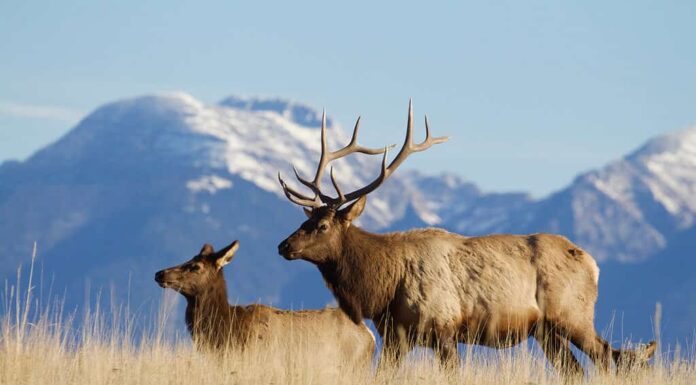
215;240;240;270
338;196;367;223
303;208;313;218
200;243;215;256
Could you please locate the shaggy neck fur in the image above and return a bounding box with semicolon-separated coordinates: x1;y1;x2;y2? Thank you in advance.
318;225;405;324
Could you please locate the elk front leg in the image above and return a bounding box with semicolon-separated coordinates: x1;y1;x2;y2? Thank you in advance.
377;322;412;372
430;328;459;369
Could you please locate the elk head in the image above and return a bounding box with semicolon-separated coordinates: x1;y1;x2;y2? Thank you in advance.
277;100;448;264
155;241;239;298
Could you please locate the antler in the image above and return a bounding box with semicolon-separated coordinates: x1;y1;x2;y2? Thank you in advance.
338;99;449;204
278;110;389;208
278;100;448;209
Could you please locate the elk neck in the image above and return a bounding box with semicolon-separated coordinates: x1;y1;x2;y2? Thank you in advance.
318;225;405;323
184;271;233;338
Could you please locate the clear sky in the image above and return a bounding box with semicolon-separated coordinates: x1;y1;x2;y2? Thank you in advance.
1;1;695;196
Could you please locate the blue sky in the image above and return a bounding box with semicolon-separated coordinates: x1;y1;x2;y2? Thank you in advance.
1;1;695;196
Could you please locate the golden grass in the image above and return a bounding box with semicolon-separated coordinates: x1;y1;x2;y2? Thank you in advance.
1;250;695;385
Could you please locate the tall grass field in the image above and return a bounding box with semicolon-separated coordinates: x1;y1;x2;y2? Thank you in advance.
2;249;694;385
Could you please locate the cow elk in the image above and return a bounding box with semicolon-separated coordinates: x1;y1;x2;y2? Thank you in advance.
277;101;656;375
154;240;375;371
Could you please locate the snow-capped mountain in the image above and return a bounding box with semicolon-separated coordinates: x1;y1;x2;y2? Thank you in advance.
1;92;694;343
464;125;696;263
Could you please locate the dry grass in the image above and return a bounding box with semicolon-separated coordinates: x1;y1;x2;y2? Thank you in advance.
1;250;695;385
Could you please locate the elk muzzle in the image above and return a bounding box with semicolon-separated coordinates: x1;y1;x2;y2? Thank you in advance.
155;269;177;288
155;270;165;284
278;238;302;260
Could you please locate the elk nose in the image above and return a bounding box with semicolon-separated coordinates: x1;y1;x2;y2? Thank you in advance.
154;270;165;283
278;240;290;255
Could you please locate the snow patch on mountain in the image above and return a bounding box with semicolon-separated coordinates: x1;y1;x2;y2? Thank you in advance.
634;126;696;225
585;162;644;219
585;125;696;231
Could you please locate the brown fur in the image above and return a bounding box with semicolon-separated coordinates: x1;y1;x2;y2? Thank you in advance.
278;198;656;375
155;241;375;369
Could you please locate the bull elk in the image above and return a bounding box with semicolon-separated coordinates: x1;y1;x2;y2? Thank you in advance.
154;240;375;370
277;101;656;375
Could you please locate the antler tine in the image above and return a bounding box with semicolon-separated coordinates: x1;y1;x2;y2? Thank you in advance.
278;172;323;208
312;114;384;184
348;116;361;146
293;165;320;195
284;169;318;201
340;100;449;204
314;109;329;186
341;146;390;203
293;110;391;207
283;109;333;205
339;116;389;156
310;109;333;187
329;167;345;205
294;165;339;204
420;115;449;148
385;100;449;171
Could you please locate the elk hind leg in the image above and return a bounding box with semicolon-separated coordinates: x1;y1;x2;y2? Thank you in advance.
564;324;613;372
535;326;583;377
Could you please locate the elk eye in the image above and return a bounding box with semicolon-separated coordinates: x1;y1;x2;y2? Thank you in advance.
318;223;329;233
187;264;200;272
